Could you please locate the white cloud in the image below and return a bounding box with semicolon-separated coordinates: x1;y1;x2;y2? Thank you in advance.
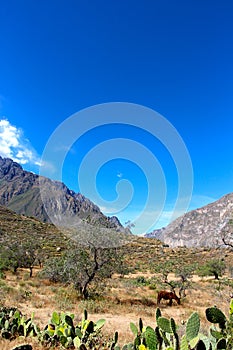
0;118;41;166
117;172;123;178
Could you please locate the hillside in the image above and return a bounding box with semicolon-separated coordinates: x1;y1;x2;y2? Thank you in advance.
0;205;70;256
1;203;230;270
146;193;233;247
0;156;128;235
1;205;233;349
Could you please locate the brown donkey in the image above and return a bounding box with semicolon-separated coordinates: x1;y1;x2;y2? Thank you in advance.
157;290;180;306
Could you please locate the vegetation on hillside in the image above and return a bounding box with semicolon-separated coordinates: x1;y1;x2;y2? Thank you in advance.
1;206;233;348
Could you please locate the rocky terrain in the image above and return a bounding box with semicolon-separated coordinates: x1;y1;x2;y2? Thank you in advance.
0;156;128;234
146;193;233;248
2;156;233;248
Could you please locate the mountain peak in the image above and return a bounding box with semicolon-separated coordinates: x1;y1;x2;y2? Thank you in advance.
0;156;129;235
146;193;233;247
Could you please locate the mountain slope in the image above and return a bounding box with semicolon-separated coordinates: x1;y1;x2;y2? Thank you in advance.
0;156;127;233
0;204;69;255
146;193;233;247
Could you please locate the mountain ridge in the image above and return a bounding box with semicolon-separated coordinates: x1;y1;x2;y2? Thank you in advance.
0;156;128;234
146;193;233;247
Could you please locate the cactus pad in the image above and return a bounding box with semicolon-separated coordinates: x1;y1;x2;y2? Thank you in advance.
186;312;200;341
206;307;226;329
157;316;172;333
145;326;157;349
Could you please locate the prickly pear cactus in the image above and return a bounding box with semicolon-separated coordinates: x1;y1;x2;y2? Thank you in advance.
216;337;226;349
139;318;143;333
155;307;161;322
110;331;119;349
130;322;138;337
205;303;233;349
83;309;88;321
157;316;172;334
205;306;226;330
186;312;200;341
170;317;177;334
229;299;233;316
195;339;207;350
179;312;204;350
180;334;189;350
0;307;39;340
51;311;60;326
144;326;157;349
155;325;163;347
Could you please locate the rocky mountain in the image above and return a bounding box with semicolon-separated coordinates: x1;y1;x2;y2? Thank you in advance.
0;156;128;234
146;194;233;247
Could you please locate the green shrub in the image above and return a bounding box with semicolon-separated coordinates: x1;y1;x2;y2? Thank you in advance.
133;276;150;286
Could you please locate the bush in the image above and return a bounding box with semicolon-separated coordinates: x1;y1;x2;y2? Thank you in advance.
197;259;226;280
133;276;150;286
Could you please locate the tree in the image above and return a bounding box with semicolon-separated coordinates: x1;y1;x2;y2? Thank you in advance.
219;219;233;249
42;242;124;299
0;238;41;277
154;260;177;291
151;259;196;298
39;256;66;283
197;259;226;280
125;220;135;231
175;264;196;297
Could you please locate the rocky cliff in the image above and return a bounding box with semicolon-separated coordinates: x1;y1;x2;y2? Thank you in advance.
146;194;233;247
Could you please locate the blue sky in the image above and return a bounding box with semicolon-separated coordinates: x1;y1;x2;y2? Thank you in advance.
0;0;232;234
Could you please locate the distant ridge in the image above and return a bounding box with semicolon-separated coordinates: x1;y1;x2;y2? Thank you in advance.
145;194;233;247
0;156;129;234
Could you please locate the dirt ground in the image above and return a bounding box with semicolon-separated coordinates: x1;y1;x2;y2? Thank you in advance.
1;268;232;348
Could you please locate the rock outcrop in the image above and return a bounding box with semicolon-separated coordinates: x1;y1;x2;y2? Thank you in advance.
146;194;233;247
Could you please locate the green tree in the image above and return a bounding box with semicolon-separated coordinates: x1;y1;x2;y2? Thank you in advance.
42;242;124;299
197;258;226;280
0;238;41;277
151;259;196;297
175;264;196;297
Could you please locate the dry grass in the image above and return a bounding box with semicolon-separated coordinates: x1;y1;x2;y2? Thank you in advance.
1;268;232;348
1;237;233;348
